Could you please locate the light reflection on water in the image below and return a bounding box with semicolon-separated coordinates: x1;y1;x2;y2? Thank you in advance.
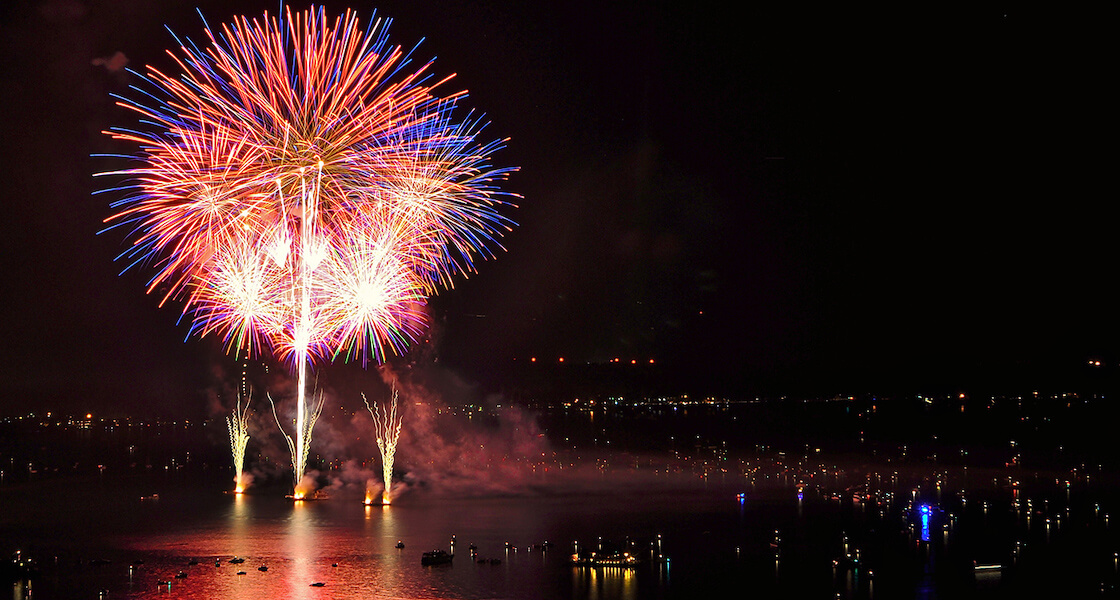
573;565;637;600
6;469;1120;599
113;490;620;600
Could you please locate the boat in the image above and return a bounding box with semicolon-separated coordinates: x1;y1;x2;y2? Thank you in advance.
570;550;640;568
228;557;245;564
309;582;326;587
4;552;39;581
396;541;405;549
421;550;453;566
258;565;268;572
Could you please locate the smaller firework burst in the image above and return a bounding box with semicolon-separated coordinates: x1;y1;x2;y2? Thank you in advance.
226;393;252;493
365;389;402;504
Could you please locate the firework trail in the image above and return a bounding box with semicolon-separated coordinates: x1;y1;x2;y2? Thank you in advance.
226;392;252;493
98;5;517;495
270;389;325;497
364;389;402;504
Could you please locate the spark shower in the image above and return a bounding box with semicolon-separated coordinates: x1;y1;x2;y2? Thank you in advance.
98;5;517;497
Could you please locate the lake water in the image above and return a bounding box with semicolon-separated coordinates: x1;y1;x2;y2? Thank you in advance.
6;461;1120;599
7;396;1120;599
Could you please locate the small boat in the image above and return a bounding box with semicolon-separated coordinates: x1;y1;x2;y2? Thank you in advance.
237;571;246;576
309;582;326;587
570;551;640;568
258;565;268;572
188;558;198;566
228;557;245;564
396;541;405;549
421;550;453;566
175;571;188;579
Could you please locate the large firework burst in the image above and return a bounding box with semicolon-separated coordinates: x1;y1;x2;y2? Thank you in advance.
98;5;517;494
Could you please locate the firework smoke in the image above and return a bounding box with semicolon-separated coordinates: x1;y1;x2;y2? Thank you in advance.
364;389;402;504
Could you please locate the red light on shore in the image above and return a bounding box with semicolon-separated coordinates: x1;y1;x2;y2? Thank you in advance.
531;357;536;362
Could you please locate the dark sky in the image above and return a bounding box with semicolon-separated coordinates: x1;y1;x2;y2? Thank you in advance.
0;2;1113;416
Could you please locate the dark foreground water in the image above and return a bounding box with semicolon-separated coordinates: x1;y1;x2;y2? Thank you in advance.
5;463;1120;600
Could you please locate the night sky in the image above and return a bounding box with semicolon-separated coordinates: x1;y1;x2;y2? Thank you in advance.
0;2;1113;416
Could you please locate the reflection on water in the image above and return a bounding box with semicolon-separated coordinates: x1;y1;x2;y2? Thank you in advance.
287;502;312;600
5;467;1120;599
573;566;637;600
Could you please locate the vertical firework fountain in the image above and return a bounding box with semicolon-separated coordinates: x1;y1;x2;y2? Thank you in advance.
270;390;324;497
364;390;403;504
226;393;252;493
98;5;517;498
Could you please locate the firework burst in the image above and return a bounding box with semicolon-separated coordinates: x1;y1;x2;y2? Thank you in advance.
99;5;517;494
